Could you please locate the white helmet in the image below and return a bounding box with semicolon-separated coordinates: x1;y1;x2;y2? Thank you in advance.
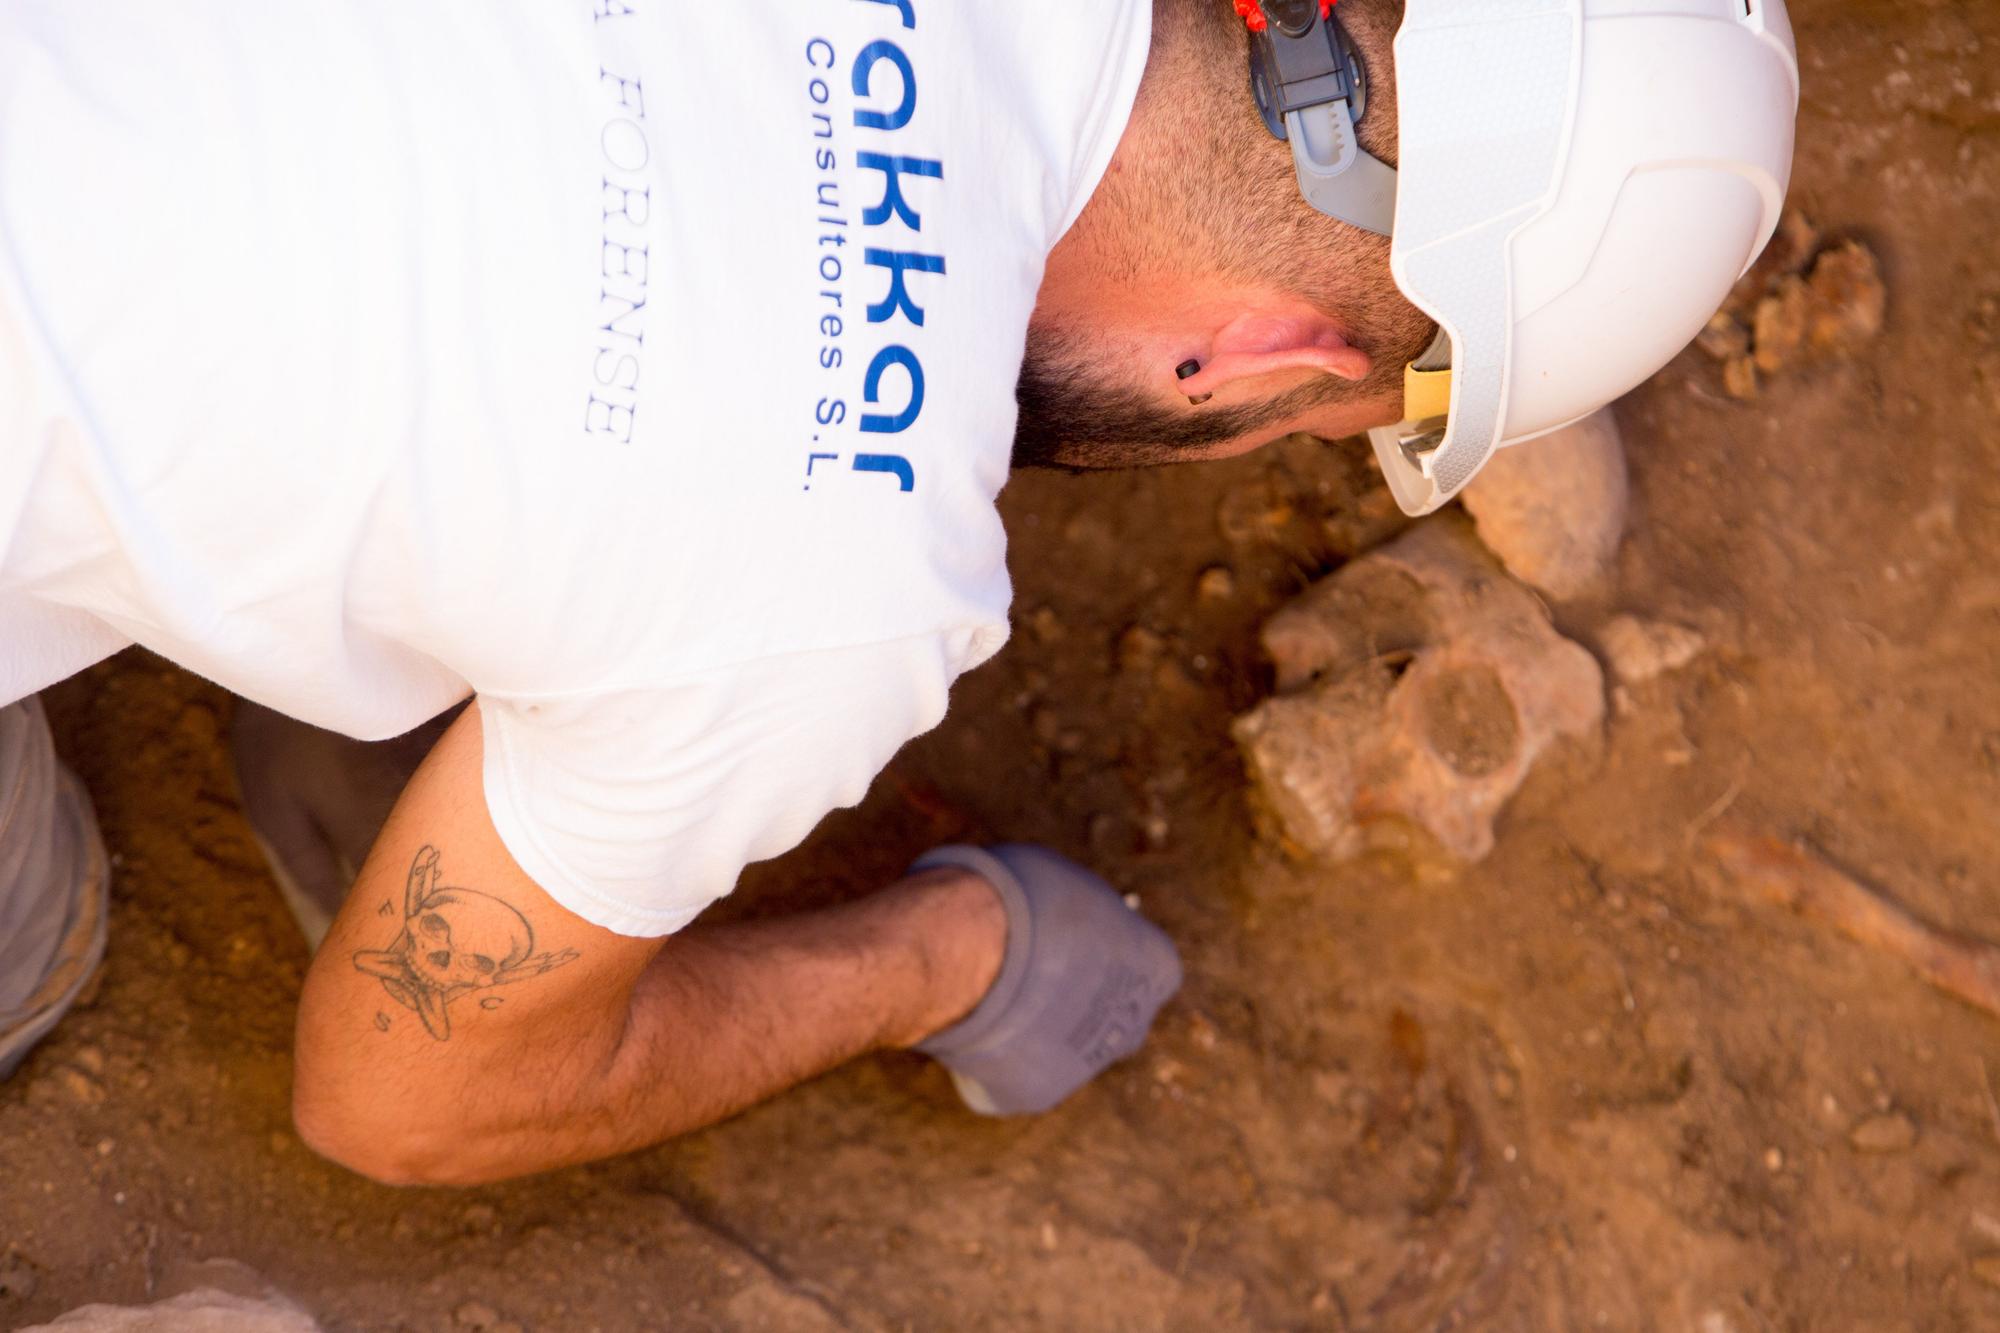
1243;0;1800;516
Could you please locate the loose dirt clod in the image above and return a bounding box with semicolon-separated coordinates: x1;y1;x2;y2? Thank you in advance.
1698;311;1752;362
1706;831;2000;1021
1753;275;1811;374
1723;207;1822;320
1709;217;1886;392
1722;354;1760;402
1461;407;1628;601
1233;518;1604;863
1803;240;1887;354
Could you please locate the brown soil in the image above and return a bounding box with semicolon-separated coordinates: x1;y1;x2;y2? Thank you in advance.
6;1;2000;1328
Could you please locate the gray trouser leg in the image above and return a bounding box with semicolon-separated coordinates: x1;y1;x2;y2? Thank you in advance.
0;696;109;1081
230;701;459;949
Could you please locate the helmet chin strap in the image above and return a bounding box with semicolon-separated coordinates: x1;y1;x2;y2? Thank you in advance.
1243;1;1397;237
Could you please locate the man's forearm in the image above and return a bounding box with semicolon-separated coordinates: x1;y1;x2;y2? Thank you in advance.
482;868;999;1179
297;865;1003;1185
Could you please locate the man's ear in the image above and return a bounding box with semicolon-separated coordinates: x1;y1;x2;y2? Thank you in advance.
1174;310;1372;398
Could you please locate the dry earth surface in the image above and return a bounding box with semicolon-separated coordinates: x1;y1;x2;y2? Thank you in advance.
6;0;2000;1328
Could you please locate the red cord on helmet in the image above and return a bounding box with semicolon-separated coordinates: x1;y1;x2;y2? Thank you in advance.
1235;0;1336;33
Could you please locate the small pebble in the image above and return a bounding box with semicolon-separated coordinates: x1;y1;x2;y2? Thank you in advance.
454;1300;500;1330
1763;1147;1784;1172
54;1066;105;1106
1196;565;1236;600
1722;355;1759;401
1848;1112;1917;1153
1117;625;1166;674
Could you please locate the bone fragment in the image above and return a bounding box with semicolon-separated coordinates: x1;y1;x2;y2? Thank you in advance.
1235;518;1604;863
1706;829;2000;1020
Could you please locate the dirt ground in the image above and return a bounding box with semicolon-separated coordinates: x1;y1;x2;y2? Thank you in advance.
6;1;2000;1329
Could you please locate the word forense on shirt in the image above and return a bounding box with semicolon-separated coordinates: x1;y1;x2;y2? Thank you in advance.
801;0;946;496
583;0;654;446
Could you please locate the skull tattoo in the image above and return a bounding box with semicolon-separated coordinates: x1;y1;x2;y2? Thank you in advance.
353;845;578;1040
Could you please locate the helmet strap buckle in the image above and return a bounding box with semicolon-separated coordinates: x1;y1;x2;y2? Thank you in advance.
1246;3;1398;236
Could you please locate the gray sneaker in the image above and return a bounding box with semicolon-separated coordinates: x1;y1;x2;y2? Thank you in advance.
0;699;110;1081
913;844;1182;1116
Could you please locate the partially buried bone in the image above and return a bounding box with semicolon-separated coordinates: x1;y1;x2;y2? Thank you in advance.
1706;829;2000;1021
1233;518;1604;863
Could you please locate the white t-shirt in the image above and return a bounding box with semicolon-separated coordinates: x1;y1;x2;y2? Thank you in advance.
0;0;1152;935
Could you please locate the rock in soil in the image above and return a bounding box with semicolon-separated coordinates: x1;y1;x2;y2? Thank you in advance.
1596;615;1708;685
1461;406;1629;601
21;1282;319;1332
451;1301;501;1330
1848;1112;1918;1154
1195;565;1236;601
1233;517;1604;863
